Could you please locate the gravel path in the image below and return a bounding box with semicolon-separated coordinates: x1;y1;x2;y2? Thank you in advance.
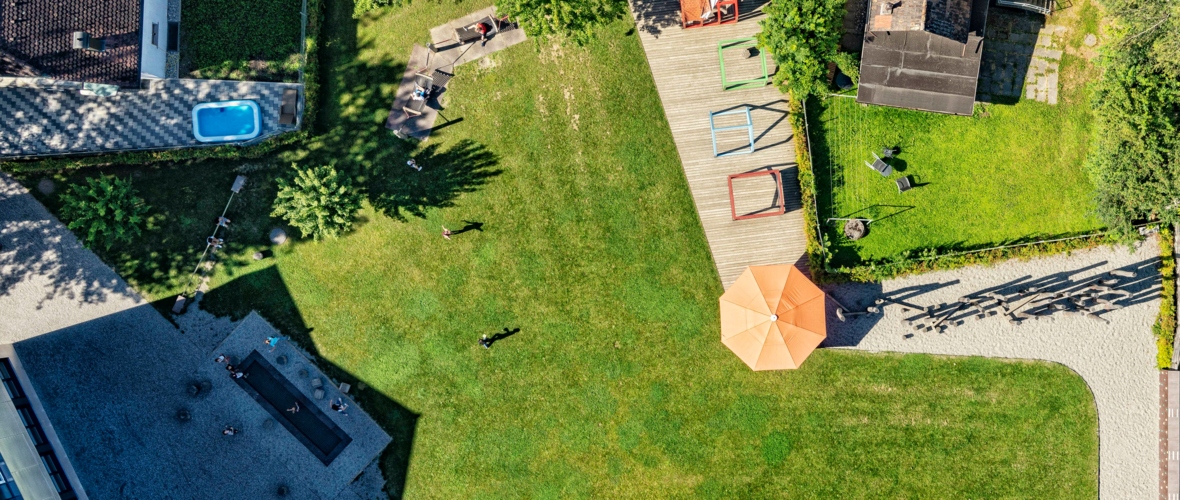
825;241;1160;498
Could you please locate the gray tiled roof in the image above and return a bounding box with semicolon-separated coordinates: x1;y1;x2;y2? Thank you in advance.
0;0;142;86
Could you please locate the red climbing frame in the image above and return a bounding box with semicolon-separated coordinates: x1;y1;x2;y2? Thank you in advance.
728;170;786;221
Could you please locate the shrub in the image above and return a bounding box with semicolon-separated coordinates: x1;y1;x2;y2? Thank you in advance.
756;0;851;100
352;0;395;18
58;176;151;250
1155;225;1176;368
1087;0;1180;236
498;0;628;43
271;164;362;240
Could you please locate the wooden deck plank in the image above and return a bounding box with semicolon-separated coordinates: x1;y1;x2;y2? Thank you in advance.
630;0;810;287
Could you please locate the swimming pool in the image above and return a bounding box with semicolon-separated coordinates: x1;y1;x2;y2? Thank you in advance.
192;100;261;142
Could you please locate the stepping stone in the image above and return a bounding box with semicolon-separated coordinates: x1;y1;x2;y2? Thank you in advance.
1084;34;1098;47
36;178;54;195
269;228;287;245
313;388;325;400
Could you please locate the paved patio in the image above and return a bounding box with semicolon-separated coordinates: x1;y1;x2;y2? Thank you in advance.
385;6;526;141
0;78;302;158
826;242;1161;498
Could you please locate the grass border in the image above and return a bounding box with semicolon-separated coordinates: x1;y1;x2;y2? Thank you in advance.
1156;225;1176;368
793;97;1129;284
0;0;322;174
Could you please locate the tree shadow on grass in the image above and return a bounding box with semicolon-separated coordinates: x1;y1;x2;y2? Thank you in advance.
366;139;502;221
201;264;418;499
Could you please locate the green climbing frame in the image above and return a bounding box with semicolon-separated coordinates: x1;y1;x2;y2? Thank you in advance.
718;38;770;91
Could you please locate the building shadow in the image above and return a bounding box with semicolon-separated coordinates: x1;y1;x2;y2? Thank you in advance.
202;265;419;499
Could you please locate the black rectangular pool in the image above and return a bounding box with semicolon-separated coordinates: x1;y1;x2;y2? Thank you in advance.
234;351;352;465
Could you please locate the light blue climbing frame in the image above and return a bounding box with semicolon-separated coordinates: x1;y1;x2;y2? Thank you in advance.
709;107;755;157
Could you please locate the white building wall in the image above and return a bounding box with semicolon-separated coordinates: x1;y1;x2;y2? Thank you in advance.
139;0;169;79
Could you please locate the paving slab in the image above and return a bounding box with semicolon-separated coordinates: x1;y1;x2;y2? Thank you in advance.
0;79;302;158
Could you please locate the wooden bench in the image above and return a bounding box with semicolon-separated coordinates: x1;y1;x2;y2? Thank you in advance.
279;88;299;125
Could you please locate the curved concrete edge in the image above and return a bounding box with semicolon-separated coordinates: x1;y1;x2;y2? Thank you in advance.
824;240;1159;498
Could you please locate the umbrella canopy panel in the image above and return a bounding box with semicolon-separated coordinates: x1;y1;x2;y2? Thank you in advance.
719;265;826;370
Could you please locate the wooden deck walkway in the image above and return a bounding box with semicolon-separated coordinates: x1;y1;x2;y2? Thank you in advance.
630;0;809;287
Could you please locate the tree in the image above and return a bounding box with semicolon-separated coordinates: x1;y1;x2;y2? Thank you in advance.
1086;0;1180;234
271;164;363;241
756;0;852;101
498;0;627;43
58;176;151;250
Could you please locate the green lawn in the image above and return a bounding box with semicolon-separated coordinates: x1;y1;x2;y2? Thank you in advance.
811;8;1103;268
179;0;302;81
14;0;1099;497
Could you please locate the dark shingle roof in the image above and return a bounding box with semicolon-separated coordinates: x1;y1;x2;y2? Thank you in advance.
0;0;142;86
856;0;989;115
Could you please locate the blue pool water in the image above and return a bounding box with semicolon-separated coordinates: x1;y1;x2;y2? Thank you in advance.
196;105;257;137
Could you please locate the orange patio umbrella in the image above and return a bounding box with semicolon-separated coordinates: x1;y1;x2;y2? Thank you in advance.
719;265;826;370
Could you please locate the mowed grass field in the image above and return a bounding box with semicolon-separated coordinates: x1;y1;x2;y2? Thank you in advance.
811;4;1103;268
16;0;1098;496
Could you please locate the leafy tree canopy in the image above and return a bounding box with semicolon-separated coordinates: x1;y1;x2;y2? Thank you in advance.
59;176;151;250
1086;0;1180;234
756;0;852;100
498;0;628;43
271;164;363;241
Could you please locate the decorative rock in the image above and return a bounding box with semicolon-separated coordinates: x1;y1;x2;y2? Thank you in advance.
297;367;309;378
176;409;191;422
338;382;351;394
253;252;264;260
310;377;323;388
36;178;54;195
1084;34;1097;47
313;388;325;400
262;418;275;429
269;228;288;245
275;355;287;365
844;219;867;240
357;382;366;391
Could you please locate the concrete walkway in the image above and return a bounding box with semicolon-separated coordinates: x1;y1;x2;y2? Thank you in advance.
826;241;1160;498
629;0;807;287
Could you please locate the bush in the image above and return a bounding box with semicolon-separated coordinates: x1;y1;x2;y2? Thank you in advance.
756;0;851;100
180;0;302;81
271;164;362;240
1087;0;1180;235
352;0;395;18
1155;225;1176;368
498;0;628;43
58;176;151;250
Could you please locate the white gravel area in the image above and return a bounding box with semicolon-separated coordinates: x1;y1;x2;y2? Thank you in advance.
825;240;1161;499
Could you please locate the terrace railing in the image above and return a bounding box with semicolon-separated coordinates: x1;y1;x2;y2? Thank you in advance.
996;0;1054;15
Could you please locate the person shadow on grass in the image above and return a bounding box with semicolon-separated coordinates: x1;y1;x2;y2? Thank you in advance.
451;221;485;235
479;327;520;349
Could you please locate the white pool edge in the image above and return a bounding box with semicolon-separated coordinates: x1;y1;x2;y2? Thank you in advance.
191;100;261;143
